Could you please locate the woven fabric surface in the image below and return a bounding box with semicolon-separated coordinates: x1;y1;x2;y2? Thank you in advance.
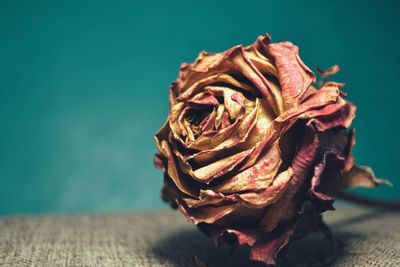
0;204;399;267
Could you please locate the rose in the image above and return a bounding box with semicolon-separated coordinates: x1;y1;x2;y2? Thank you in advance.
154;34;387;265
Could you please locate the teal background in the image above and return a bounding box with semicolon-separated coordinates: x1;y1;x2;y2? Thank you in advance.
1;0;399;215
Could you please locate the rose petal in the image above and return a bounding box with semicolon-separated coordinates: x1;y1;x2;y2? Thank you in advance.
191;147;255;183
342;165;392;188
267;41;316;110
250;224;295;265
315;64;341;79
309;152;344;211
213;141;282;194
178;200;240;224
187;93;219;107
226;45;284;116
234;167;293;208
257;127;319;232
184;98;272;166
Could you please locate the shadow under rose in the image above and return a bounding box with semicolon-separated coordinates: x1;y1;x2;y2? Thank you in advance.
148;226;352;267
148;207;400;267
149;227;266;267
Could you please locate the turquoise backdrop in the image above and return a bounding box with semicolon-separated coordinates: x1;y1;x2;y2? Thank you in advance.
1;0;399;215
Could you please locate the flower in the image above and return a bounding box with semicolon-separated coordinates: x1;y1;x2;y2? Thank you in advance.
154;34;387;265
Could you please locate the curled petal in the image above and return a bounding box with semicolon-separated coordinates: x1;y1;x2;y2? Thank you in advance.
154;153;165;172
309;151;344;211
191;147;255;183
158;140;199;197
183;98;274;174
267;42;316;110
342;165;392;189
177;73;257;102
187;93;219;107
213;141;281;194
155;122;199;197
257;128;319;233
226;45;284;116
250;224;295;265
315;64;341;79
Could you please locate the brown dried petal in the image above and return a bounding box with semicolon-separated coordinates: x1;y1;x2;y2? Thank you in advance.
342;165;392;189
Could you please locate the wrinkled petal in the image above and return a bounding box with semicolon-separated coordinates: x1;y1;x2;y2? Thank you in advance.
178;200;240;224
212;141;282;194
267;41;316;110
250;224;295;265
235;167;293;208
309;152;344;211
155;122;199;197
191;147;255;183
257;127;319;232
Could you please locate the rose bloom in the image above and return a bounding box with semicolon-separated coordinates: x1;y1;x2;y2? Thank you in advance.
154;34;386;265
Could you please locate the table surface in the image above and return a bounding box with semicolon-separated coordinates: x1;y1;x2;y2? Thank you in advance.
1;204;399;267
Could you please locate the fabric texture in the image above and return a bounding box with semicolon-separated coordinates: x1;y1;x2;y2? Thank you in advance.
0;204;399;267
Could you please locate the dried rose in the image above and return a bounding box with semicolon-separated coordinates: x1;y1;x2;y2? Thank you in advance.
154;34;388;265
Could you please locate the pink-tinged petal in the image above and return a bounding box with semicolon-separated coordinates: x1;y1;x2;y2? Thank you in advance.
203;86;245;121
231;92;245;106
235;167;293;208
153;153;165;172
245;34;277;74
186;98;270;167
191;147;255;183
177;73;257;102
342;165;392;189
225;45;284;115
212;141;281;194
250;224;295;265
257;127;319;233
305;100;356;131
267;42;316;110
173;51;225;97
309;151;345;211
309;129;349;207
174;100;254;151
199;108;217;132
226;229;258;246
187;94;219;107
315;64;341;79
173;39;282;115
302;83;356;131
239;83;342;171
197;224;260;247
171;100;258;172
278;82;341;122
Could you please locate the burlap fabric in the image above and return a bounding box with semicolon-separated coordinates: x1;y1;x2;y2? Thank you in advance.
1;204;399;266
